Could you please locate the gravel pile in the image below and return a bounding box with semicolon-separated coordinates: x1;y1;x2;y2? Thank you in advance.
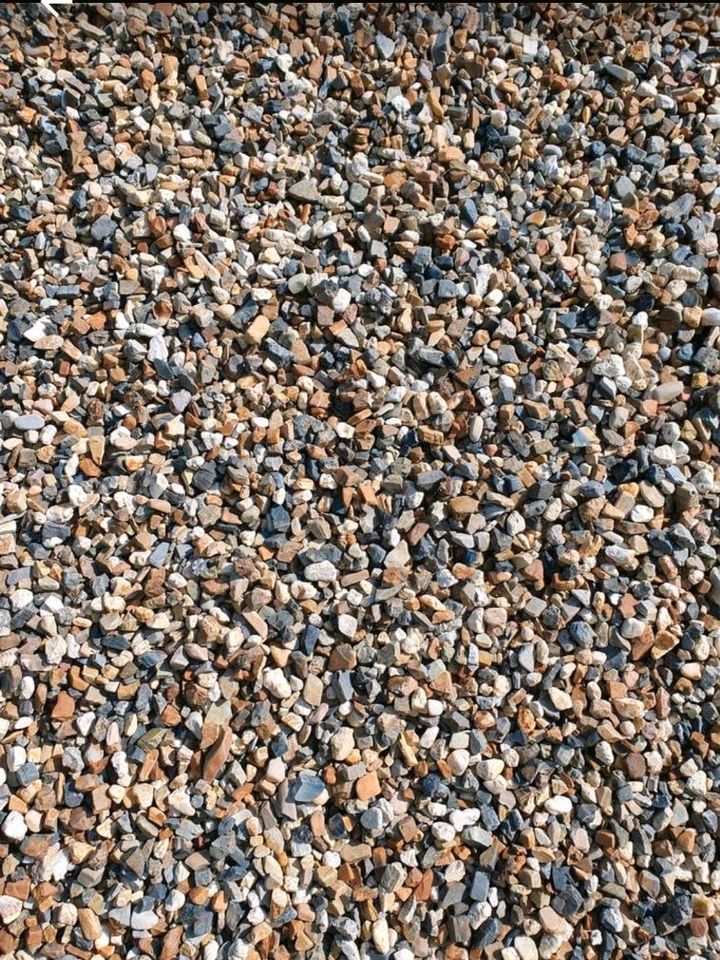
1;2;720;959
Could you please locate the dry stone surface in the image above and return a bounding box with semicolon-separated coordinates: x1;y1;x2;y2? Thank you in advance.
0;4;720;960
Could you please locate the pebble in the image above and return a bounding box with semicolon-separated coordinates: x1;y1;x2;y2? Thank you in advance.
337;614;357;638
264;669;293;700
13;414;44;431
514;937;539;960
0;897;23;924
372;917;392;954
304;561;339;582
330;727;355;762
544;796;573;816
448;749;470;776
477;759;505;781
1;811;27;842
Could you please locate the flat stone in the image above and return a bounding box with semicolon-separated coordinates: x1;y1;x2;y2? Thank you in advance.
304;561;339;581
288;179;320;203
14;414;45;430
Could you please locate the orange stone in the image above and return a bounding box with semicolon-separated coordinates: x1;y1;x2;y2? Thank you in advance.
51;691;75;720
355;770;381;801
160;926;183;960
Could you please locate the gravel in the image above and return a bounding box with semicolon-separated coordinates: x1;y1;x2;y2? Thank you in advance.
1;3;720;960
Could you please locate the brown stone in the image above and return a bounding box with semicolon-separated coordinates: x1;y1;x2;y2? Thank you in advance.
161;926;184;960
448;496;478;516
539;906;571;937
78;908;102;942
51;691;75;720
625;753;646;779
203;725;233;781
328;644;356;670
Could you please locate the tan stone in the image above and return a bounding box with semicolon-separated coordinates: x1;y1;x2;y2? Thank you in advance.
448;496;478;516
245;315;270;344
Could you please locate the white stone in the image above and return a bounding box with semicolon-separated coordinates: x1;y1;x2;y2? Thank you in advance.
506;511;525;536
45;635;67;665
332;288;351;313
687;770;707;797
166;890;185;912
264;668;292;699
10;589;33;611
477;758;504;780
449;808;480;831
168;788;195;816
67;484;89;507
372;916;391;953
265;757;287;784
23;320;46;342
448;749;470;776
385;541;410;566
548;688;573;711
593;354;625;379
41;845;71;881
2;810;27;841
0;896;22;923
651;444;676;466
431;822;456;847
544;795;573;816
304;561;339;582
337;614;357;638
621;617;645;639
173;223;192;242
330;727;354;761
131;909;159;930
57;902;78;926
6;745;26;772
148;335;168;361
514;936;539;960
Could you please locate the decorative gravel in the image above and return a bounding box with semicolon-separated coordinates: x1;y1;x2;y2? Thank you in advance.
1;4;720;960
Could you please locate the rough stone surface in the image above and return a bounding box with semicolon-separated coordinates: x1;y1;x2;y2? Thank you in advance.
0;5;719;960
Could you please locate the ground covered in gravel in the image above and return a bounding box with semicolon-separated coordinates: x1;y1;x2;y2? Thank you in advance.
1;2;720;959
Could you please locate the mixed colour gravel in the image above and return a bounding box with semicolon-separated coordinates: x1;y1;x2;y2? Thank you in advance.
1;2;720;959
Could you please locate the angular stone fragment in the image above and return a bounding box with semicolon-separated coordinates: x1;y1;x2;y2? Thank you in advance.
292;772;326;803
304;561;339;581
288;179;320;203
202;726;233;781
0;897;23;924
245;315;270;344
448;496;478;516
